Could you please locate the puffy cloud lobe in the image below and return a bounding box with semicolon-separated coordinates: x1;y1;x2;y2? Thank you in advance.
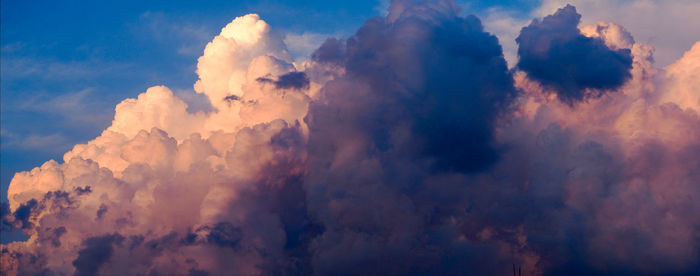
2;121;311;275
659;41;700;112
3;1;700;275
108;86;207;141
516;5;633;104
193;14;291;110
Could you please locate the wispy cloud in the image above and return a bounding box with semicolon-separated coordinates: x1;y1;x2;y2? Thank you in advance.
133;11;215;57
0;129;71;155
14;88;113;128
0;55;132;80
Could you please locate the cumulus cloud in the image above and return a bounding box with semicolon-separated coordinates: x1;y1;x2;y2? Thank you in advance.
516;5;633;104
2;1;700;275
659;41;700;112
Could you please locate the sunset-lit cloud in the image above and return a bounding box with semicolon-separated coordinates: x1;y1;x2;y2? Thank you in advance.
2;0;699;275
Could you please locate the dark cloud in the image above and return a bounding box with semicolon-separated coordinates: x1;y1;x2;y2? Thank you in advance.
13;199;38;229
74;186;92;195
307;0;516;174
72;233;125;276
516;4;633;104
188;268;210;276
303;0;518;273
206;222;243;248
312;38;346;65
1;202;15;232
276;72;311;90
223;94;241;102
257;71;310;90
96;204;108;219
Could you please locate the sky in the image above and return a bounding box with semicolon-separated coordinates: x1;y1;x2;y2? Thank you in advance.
1;0;700;275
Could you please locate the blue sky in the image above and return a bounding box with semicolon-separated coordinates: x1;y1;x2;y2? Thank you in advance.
1;0;538;202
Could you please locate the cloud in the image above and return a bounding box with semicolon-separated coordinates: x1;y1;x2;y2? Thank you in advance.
2;1;700;275
302;0;516;272
0;56;132;81
535;0;700;67
1;133;71;154
13;88;114;127
72;233;125;276
658;41;700;112
284;32;331;63
193;13;292;110
516;5;633;104
479;7;531;67
257;71;310;90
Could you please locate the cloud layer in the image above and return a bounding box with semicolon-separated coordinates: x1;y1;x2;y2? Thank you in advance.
2;1;700;275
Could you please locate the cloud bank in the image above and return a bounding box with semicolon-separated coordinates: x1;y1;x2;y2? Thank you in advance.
2;0;700;275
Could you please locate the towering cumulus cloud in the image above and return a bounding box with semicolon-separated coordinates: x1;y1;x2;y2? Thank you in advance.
303;1;516;274
2;0;700;275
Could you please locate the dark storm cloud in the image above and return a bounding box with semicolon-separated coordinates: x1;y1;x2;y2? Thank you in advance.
516;5;633;104
307;0;516;174
303;0;518;273
72;233;125;276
